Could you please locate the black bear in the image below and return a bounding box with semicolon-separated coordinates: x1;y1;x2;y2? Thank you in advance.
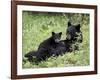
25;32;67;62
66;22;83;43
64;22;83;52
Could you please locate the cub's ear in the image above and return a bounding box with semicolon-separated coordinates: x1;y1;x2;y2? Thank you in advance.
68;22;71;27
75;24;81;31
52;32;55;35
59;32;62;35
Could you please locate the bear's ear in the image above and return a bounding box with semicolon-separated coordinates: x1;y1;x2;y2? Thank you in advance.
68;22;71;27
52;32;55;35
59;32;62;35
75;24;81;31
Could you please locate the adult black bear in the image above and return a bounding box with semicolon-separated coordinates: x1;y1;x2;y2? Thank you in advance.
66;22;83;42
63;22;83;52
25;32;66;62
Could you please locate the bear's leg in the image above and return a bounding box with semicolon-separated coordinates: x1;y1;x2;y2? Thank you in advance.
25;51;37;62
36;48;49;61
49;46;66;57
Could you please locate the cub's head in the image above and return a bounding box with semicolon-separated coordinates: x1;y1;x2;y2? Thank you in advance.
52;32;62;43
66;22;83;43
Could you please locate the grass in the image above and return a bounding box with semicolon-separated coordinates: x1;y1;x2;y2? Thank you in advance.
22;11;90;68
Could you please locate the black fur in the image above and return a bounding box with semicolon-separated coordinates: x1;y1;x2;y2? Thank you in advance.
66;22;83;43
25;32;67;62
25;22;83;62
62;22;83;52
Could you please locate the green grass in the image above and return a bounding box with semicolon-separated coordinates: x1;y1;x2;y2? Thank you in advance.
22;11;90;68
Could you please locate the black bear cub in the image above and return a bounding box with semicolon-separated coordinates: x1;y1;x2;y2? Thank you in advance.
25;32;66;62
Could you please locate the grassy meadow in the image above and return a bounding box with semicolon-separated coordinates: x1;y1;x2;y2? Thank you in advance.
22;11;90;68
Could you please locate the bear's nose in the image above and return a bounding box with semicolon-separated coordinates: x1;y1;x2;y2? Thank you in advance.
67;34;71;40
55;39;60;43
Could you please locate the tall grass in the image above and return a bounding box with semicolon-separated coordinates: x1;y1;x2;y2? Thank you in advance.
22;11;90;68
